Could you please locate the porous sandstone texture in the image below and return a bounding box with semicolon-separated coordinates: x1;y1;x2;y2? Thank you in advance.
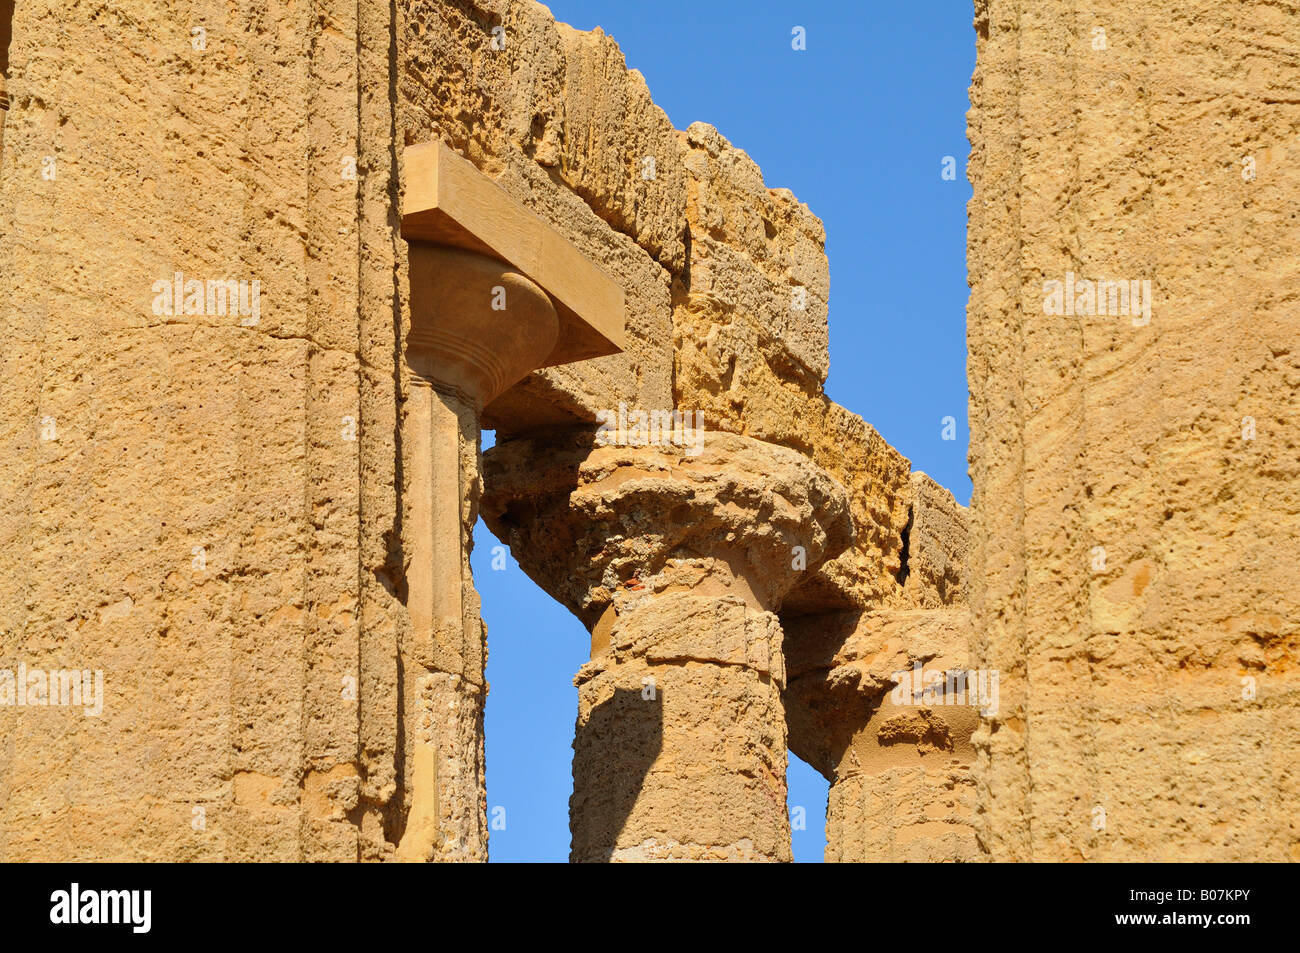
784;474;979;862
786;609;980;863
0;0;978;863
482;430;853;861
19;0;1290;866
966;0;1300;860
402;0;679;434
0;0;405;861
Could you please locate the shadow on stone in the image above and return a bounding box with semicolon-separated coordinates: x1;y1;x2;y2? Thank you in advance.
569;685;663;863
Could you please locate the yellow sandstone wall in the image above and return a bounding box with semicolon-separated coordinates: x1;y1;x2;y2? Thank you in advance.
0;0;738;862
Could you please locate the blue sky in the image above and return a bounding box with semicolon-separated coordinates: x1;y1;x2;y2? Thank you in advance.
475;0;975;862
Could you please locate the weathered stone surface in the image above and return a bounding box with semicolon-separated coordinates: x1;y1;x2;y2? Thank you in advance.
781;404;915;615
680;122;830;382
966;0;1300;860
402;0;686;273
902;472;968;610
401;0;679;430
785;608;979;862
483;428;852;861
672;121;835;466
781;474;976;862
477;157;673;434
673;151;914;614
482;429;853;623
552;22;686;272
572;597;789;862
0;4;9;145
0;0;405;861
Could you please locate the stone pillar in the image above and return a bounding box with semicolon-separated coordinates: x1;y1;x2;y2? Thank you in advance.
967;0;1300;859
482;430;852;862
394;141;623;861
783;472;978;862
394;244;558;861
785;609;980;862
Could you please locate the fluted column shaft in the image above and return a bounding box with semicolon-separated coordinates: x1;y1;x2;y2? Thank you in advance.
571;565;790;861
396;244;557;861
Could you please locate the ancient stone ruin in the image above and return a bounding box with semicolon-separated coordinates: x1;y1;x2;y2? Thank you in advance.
0;0;1295;861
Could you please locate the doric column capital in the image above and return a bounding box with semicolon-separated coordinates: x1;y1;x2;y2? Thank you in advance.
783;608;981;862
784;609;976;774
406;244;559;409
482;429;854;626
485;429;852;861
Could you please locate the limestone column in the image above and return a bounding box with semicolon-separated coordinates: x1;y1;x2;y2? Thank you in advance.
781;471;980;861
395;141;623;862
784;609;980;862
394;244;558;861
482;430;852;862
